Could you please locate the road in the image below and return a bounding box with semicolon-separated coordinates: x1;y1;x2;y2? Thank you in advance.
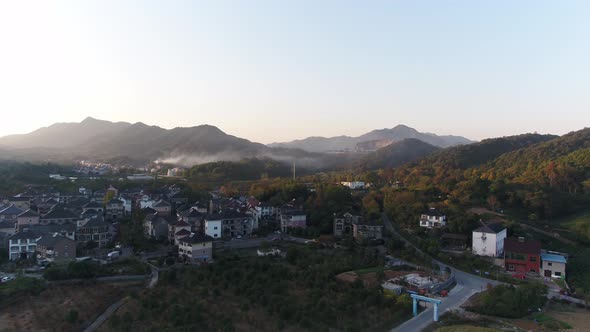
219;234;308;249
83;297;128;332
383;213;500;332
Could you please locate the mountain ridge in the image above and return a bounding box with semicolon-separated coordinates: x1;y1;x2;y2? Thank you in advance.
268;124;473;152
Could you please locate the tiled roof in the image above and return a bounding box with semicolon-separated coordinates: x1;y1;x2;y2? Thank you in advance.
0;204;24;216
9;229;40;240
42;208;79;220
504;238;541;255
17;209;39;218
37;233;75;247
474;223;505;234
179;233;213;244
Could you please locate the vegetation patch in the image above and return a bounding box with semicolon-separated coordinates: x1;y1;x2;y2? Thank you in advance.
466;283;548;318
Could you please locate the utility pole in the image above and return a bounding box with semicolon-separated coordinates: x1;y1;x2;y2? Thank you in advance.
292;159;296;181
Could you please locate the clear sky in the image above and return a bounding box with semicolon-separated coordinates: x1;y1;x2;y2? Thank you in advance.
1;1;589;144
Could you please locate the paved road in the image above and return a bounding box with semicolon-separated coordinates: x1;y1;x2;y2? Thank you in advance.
383;213;500;332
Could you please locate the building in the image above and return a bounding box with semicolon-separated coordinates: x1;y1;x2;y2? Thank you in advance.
206;210;256;238
419;208;447;229
0;204;24;221
8;229;41;260
279;209;307;233
168;219;192;245
205;218;222;239
9;196;31;210
340;181;366;190
333;212;362;238
541;252;567;279
15;209;40;232
143;214;173;240
153;200;172;216
352;221;383;241
36;233;76;263
105;198;125;221
82;201;104;215
76;217;111;248
504;237;541;274
472;223;507;257
41;207;79;225
178;233;214;263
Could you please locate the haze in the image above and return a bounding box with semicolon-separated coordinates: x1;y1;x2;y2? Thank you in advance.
1;1;589;144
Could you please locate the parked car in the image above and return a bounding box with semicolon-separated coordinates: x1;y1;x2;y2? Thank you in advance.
1;276;15;283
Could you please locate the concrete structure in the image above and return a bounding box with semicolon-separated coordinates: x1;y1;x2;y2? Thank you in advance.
333;212;362;238
178;233;214;263
279;209;306;232
352;221;383;241
76;217;111;248
16;209;40;232
411;294;442;322
504;237;541;274
472;223;507;257
541;252;567;279
105;198;125;221
340;181;365;189
153;200;172;216
36;233;76;263
419;208;447;229
8;229;41;260
205;219;222;239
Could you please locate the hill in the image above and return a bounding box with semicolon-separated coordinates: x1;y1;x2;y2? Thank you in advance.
268;124;473;152
357;139;440;170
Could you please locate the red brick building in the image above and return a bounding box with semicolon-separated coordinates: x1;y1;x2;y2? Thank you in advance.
504;237;541;274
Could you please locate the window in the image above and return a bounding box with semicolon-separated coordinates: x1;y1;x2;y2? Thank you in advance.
508;264;515;271
555;272;561;276
530;256;536;262
214;226;218;230
548;262;552;266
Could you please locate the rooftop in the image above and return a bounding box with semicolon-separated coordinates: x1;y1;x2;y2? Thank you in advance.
504;237;541;255
541;253;567;264
474;223;505;234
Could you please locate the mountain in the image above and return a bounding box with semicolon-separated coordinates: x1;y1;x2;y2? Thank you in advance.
268;124;473;152
0;117;271;166
358;139;441;170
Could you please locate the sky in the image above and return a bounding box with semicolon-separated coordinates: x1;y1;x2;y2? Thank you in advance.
0;1;589;144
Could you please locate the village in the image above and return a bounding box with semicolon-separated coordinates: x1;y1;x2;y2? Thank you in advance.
0;175;586;332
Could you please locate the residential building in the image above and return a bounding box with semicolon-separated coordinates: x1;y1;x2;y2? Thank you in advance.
419;208;447;229
16;209;40;232
472;223;507;257
82;201;104;215
153;200;172;216
143;214;173;239
504;237;542;274
41;207;79;225
36;233;76;263
205;219;222;239
76;217;111;248
0;204;24;221
333;212;362;238
206;210;255;238
168;219;192;245
279;208;307;233
178;233;214;263
340;181;366;190
105;198;125;221
541;252;567;279
9;196;31;210
8;229;41;260
352;221;383;241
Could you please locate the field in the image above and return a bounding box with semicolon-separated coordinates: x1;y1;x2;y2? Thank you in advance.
0;281;134;332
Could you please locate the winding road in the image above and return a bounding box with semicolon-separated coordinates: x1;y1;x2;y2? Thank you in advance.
382;213;500;332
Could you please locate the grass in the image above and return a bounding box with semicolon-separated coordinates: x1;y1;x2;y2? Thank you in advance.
531;313;573;330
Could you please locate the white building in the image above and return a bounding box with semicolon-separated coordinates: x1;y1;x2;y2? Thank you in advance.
205;219;222;239
340;181;366;190
472;223;507;257
419;208;447;228
8;229;41;261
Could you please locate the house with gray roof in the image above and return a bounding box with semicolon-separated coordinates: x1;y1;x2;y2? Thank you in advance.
36;233;76;263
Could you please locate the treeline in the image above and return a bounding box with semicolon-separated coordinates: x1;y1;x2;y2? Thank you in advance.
380;130;590;220
469;283;547;318
187;158;296;183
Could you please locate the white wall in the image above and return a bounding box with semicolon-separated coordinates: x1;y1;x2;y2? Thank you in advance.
205;220;221;239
